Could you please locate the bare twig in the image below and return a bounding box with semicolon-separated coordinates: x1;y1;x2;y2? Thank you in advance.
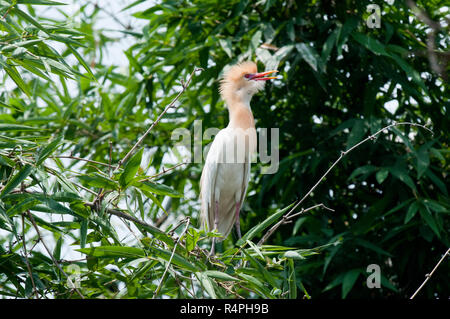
410;248;450;299
153;217;190;298
25;211;84;299
139;162;189;182
114;67;203;172
258;122;433;245
286;203;335;221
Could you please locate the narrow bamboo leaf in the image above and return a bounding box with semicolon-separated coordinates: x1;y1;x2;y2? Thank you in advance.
236;272;273;298
242;249;278;288
218;38;233;58
12;7;49;34
346;119;368;151
419;205;440;238
36;136;63;165
0;205;15;233
237;203;294;246
415;145;430;179
16;0;66;4
6;198;40;217
342;269;360;298
388;166;417;192
80;219;88;249
287;259;297;299
133;180;182;198
354;239;392;257
0;165;34;199
67;44;96;80
203;270;239;282
78;174;118;190
282;250;306;260
77;246;146;258
295;43;321;72
376;169;389;184
120;148;143;188
348;165;377;181
322;27;339;64
196;272;217;299
149;246;198;272
404;201;419;223
3;65;31;97
0;124;39;131
53;236;63;261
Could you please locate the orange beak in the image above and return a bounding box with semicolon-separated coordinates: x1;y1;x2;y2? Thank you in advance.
247;70;278;81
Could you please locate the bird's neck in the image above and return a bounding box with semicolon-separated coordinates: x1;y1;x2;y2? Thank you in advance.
227;100;255;130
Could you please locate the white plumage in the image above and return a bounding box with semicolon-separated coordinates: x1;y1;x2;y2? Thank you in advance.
199;61;278;253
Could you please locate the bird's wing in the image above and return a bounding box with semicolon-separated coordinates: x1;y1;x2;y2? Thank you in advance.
200;129;228;231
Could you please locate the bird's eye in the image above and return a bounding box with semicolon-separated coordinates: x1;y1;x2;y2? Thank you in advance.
244;74;251;79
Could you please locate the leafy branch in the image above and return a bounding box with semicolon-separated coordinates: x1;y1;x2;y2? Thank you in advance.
258;122;433;245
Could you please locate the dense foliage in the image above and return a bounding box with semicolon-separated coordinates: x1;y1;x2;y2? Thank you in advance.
0;0;448;299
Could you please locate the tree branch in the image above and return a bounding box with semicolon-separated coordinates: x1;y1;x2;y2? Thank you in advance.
258;122;433;246
26;210;84;299
114;67;203;172
153;217;190;298
410;248;450;299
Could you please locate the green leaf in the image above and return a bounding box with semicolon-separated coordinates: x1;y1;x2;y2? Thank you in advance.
77;246;146;258
376;169;389;184
185;228;200;253
16;0;66;4
388;166;417;192
342;269;360;298
322;27;339;64
0;124;39;131
53;236;63;261
2;64;31;97
196;272;217;298
415;145;430;179
419;205;440;238
80;219;88;249
36;136;63;166
6;198;40;217
282;250;306;260
287;258;297;299
0;164;34;199
295;43;321;72
203;270;238;282
120;148;143;188
67;44;96;80
346;119;368;151
352;33;389;57
150;245;199;272
218;38;233;58
133;180;182;198
236;203;294;246
12;7;49;34
78;173;118;190
404;201;419;223
242;249;278;288
348;165;377;181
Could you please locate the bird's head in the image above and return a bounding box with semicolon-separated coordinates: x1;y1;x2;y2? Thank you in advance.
220;61;278;105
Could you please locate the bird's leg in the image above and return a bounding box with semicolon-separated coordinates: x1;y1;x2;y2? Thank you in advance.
209;201;219;257
235;202;241;239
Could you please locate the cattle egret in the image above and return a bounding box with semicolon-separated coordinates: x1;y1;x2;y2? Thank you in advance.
200;61;278;255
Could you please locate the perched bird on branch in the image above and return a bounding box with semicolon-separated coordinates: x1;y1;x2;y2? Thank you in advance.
200;61;278;255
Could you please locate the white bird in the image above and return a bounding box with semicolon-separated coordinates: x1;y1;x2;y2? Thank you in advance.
200;61;278;254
